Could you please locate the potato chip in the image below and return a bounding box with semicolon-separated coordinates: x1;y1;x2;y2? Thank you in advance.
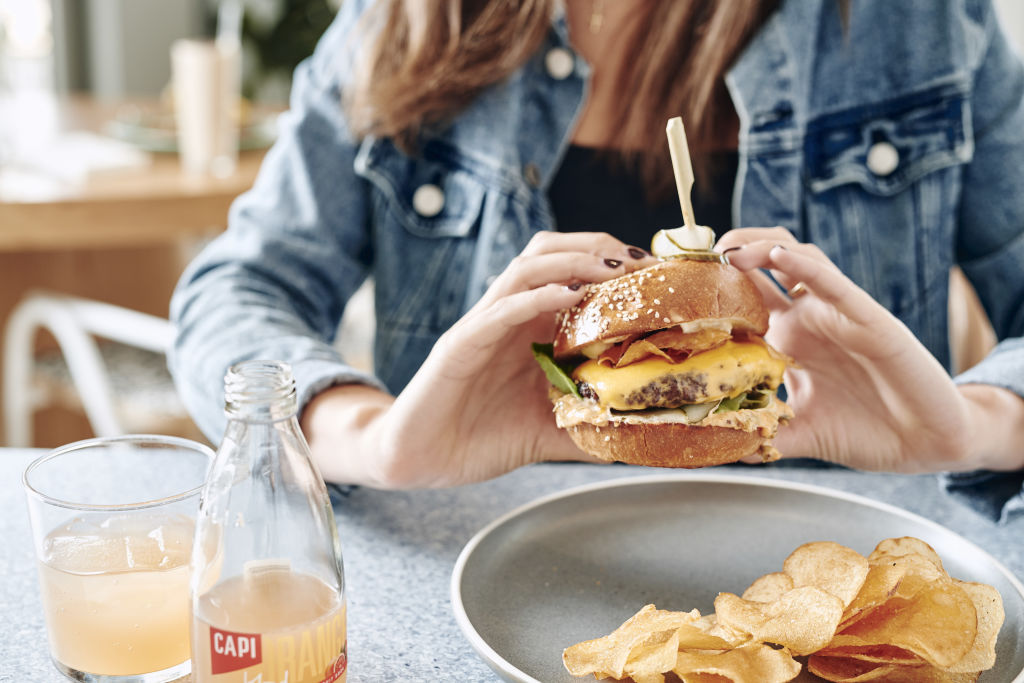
876;553;948;586
945;581;1004;673
563;536;1001;683
675;624;740;651
741;572;794;603
623;627;681;682
714;587;843;655
783;541;870;608
811;657;983;683
839;563;907;630
642;327;731;356
839;550;952;635
694;614;752;649
902;671;980;683
596;335;637;366
807;654;892;681
677;674;733;683
817;640;923;665
673;643;802;683
616;339;673;367
836;582;977;668
563;605;701;679
869;537;945;573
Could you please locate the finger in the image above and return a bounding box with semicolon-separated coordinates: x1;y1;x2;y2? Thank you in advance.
453;283;584;350
722;238;823;270
716;226;798;254
744;268;793;310
767;245;881;324
521;230;657;266
482;251;633;303
723;240;824;294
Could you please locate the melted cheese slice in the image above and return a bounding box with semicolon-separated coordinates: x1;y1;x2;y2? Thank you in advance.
572;340;786;411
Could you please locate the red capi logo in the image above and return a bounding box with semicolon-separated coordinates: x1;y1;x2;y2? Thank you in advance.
210;626;263;674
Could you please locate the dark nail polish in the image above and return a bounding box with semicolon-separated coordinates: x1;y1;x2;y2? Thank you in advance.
568;282;582;291
604;258;622;268
722;246;744;255
627;247;648;260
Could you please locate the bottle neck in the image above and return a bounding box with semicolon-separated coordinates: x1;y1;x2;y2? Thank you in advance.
223;360;298;422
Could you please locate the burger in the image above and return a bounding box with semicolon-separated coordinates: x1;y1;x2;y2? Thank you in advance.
533;255;793;468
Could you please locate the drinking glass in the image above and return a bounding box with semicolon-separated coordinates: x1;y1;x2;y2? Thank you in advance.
23;435;214;682
171;37;241;177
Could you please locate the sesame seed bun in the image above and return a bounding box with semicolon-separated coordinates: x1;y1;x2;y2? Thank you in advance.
553;259;768;361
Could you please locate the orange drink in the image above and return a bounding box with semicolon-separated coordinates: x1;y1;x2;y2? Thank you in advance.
23;435;212;682
38;513;194;675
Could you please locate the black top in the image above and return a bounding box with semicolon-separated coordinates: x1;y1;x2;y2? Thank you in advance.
548;145;738;247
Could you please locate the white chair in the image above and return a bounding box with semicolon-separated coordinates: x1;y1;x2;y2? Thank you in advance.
2;291;178;447
2;281;376;447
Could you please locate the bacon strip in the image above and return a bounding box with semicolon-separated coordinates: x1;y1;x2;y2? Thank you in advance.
613;328;732;367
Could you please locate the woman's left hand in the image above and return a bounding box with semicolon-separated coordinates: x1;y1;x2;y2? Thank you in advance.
717;228;977;473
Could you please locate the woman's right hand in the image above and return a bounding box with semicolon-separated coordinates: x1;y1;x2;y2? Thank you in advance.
302;232;658;489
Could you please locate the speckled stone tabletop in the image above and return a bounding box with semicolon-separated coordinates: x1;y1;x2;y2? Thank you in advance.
3;448;1022;682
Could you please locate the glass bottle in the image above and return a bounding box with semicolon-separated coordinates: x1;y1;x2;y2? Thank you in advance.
191;360;347;683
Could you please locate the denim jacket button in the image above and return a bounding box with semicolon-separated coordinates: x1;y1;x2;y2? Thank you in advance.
867;141;900;176
545;47;575;80
412;184;445;217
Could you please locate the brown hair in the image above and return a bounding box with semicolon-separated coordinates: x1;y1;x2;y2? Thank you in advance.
346;0;781;198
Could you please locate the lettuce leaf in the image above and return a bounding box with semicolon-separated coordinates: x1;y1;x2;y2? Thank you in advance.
531;343;581;398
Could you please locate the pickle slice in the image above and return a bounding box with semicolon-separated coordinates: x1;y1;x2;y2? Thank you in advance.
651;226;717;259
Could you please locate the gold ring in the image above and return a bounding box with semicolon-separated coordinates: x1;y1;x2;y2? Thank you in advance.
787;282;809;299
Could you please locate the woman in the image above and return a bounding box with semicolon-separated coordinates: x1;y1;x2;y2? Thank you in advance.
170;0;1024;520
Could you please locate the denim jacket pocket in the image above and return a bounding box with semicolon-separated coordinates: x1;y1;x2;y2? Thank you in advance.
354;137;489;380
805;84;973;196
354;137;486;238
800;84;975;367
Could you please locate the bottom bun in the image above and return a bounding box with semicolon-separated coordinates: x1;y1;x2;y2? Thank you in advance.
565;421;777;468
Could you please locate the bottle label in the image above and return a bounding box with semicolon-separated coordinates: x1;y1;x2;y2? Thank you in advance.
322;653;347;683
194;569;346;682
195;610;346;682
211;626;263;674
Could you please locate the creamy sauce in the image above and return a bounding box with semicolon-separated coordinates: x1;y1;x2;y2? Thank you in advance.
553;391;792;436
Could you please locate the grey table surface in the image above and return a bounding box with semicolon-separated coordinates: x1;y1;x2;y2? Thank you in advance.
3;447;1023;682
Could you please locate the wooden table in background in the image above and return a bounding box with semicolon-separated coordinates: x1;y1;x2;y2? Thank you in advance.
0;95;266;251
0;95;269;445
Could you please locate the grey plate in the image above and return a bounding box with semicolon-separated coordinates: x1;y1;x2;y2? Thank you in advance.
451;474;1024;682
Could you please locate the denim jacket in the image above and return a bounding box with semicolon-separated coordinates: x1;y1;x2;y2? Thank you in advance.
170;0;1024;521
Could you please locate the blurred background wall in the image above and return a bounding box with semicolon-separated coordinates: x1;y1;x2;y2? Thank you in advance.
44;0;338;101
54;0;204;97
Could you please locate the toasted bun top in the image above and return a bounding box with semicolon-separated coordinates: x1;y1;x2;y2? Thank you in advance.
553;259;768;360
